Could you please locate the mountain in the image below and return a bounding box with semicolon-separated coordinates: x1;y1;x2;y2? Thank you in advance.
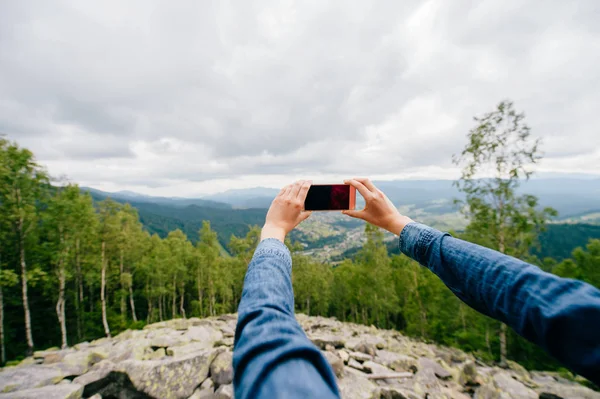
203;187;279;208
82;187;232;209
82;178;600;257
200;178;600;218
82;187;266;245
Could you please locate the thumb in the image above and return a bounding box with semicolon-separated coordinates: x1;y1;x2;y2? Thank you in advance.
342;209;365;220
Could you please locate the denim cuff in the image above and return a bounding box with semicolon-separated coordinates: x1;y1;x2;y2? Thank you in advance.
254;238;292;272
399;222;441;266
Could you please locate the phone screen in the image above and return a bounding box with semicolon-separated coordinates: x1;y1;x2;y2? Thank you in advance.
304;184;351;211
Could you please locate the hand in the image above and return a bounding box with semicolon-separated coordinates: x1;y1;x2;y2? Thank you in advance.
262;180;312;242
342;178;413;235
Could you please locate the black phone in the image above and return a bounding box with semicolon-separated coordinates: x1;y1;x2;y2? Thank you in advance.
304;184;357;211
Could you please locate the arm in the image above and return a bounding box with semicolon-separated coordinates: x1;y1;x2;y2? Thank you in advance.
343;178;600;384
400;222;600;383
233;181;340;399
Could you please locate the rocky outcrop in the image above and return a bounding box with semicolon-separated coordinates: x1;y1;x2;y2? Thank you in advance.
0;314;597;399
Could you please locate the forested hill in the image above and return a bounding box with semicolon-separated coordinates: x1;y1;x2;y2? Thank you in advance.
335;223;600;262
84;187;266;246
85;186;600;261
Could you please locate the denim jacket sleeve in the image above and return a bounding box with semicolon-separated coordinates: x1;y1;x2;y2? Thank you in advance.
233;238;340;399
399;222;600;383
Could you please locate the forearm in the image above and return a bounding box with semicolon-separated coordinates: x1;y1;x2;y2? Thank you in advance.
233;239;339;399
399;223;600;383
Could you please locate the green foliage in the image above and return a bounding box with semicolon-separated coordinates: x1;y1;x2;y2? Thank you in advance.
1;135;599;377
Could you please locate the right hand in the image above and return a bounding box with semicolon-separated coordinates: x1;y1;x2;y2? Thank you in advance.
342;178;413;235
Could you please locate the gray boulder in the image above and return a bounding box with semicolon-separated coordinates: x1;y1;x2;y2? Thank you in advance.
213;384;234;399
322;351;344;377
210;351;233;386
0;383;83;399
0;365;66;392
338;367;380;399
118;348;221;399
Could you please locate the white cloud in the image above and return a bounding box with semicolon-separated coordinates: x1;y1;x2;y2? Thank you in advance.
1;0;599;196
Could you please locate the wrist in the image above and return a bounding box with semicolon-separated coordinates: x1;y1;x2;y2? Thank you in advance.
388;215;413;236
261;224;286;242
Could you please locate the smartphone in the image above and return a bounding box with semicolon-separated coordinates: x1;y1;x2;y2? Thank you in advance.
304;184;356;211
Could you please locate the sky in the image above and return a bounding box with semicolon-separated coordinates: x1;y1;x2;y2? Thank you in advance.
1;0;599;196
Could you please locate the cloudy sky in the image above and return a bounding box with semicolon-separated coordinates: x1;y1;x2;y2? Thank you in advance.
1;0;599;196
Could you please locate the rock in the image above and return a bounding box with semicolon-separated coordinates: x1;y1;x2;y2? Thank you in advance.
362;360;394;376
210;351;233;386
376;351;418;373
322;351;344;377
338;349;350;364
150;333;189;348
325;344;336;352
118;348;220;399
108;338;151;362
144;347;166;360
200;378;214;391
310;334;346;349
348;358;364;371
413;368;444;398
0;383;83;399
459;361;483;386
188;387;214;399
380;386;421;399
484;372;536;399
354;342;377;356
535;380;600;399
213;384;233;399
0;365;66;392
338;367;380;399
349;351;373;363
418;357;452;380
166;318;189;330
220;325;235;338
88;394;102;399
186;326;223;345
167;342;215;357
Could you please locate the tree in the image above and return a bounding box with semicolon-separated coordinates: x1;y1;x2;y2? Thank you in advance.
0;140;49;355
97;199;123;338
453;100;557;364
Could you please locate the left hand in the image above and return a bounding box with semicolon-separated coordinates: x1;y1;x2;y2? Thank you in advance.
262;180;312;242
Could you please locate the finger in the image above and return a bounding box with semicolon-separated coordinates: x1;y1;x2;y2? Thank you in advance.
342;209;366;220
345;179;373;201
353;177;377;192
276;185;287;197
297;180;312;201
280;184;292;198
287;180;304;199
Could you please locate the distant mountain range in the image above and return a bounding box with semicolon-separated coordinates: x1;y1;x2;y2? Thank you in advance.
86;177;600;218
81;178;600;259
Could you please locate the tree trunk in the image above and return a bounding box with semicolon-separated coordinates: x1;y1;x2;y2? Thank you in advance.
180;283;186;319
56;253;68;349
120;251;126;322
100;241;111;338
0;254;5;365
197;269;203;317
18;217;34;355
306;297;310;316
172;276;177;318
129;283;138;322
75;238;83;340
499;322;507;365
159;295;164;321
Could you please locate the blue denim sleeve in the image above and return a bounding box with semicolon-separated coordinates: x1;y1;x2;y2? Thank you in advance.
232;238;340;399
399;223;600;384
